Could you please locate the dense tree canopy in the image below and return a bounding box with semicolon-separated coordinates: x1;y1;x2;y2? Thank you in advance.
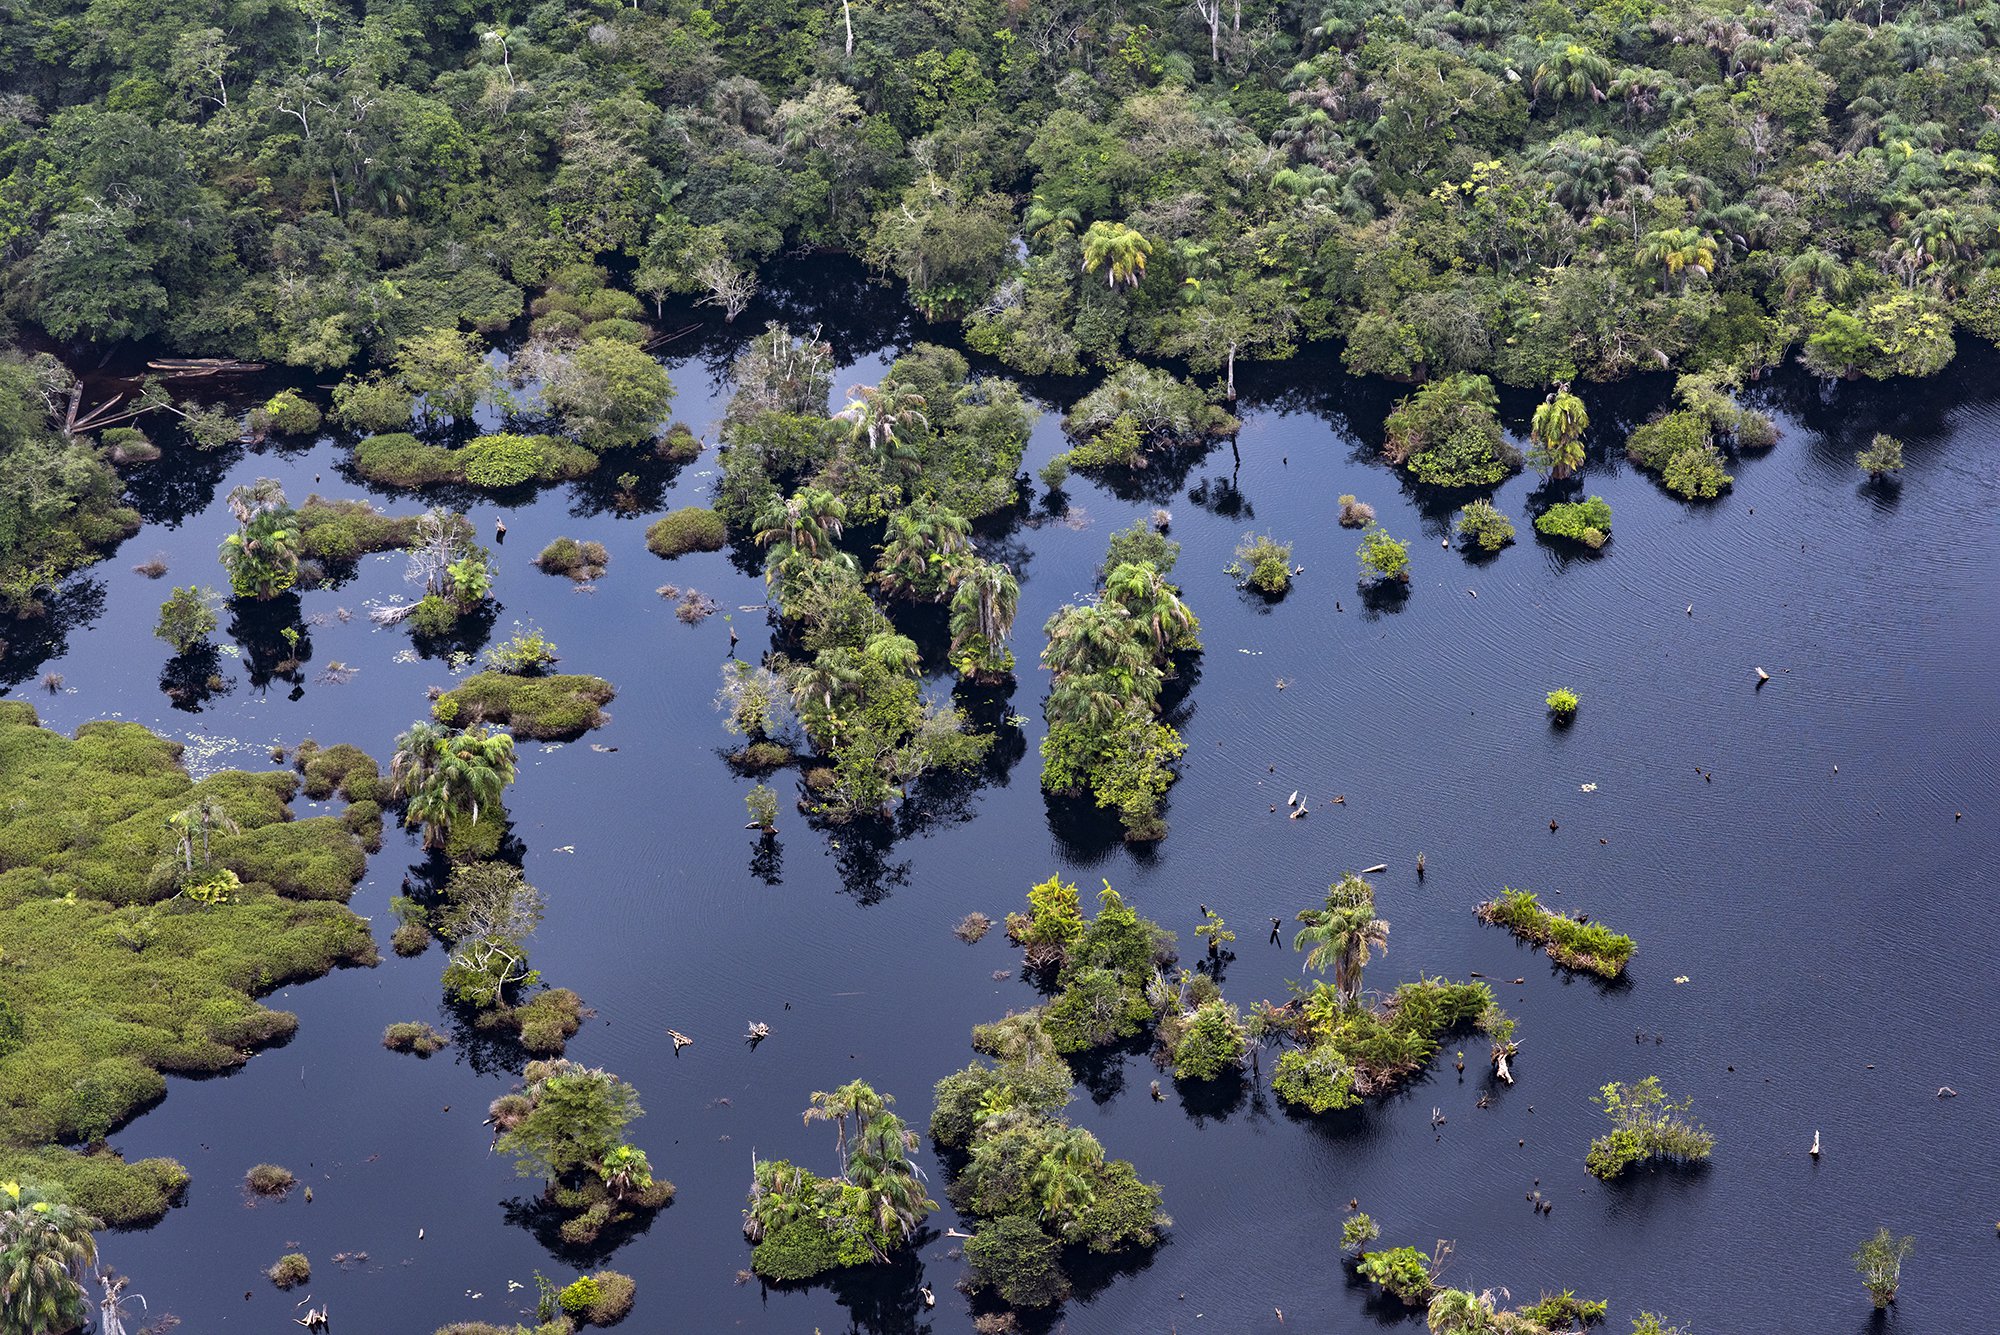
0;0;1995;386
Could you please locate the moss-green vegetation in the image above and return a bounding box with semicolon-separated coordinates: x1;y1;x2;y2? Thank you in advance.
1425;1285;1609;1332
1585;1077;1715;1180
353;433;597;489
245;1163;296;1197
383;1022;449;1055
1057;365;1237;474
557;1270;635;1325
251;389;322;437
1858;433;1904;478
1383;373;1520;487
1271;979;1511;1113
1341;1211;1380;1257
293;496;423;562
1456;500;1516;553
101;426;158;464
1227;532;1293;595
292;739;382;802
645;508;726;559
493;1060;672;1247
535;537;610;581
744;1082;932;1282
0;359;142;614
1535;497;1613;550
267;1252;311;1288
1358;1244;1437;1306
0;704;376;1221
434;673;616;741
1477;888;1634;978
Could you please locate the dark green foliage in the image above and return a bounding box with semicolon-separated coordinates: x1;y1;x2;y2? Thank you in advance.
435;673;616;741
751;1215;849;1282
1455;501;1516;553
383;1022;448;1055
154;585;219;653
1477;889;1635;977
1383;373;1520;487
1358;1245;1435;1306
294;497;423;562
493;1060;669;1246
1272;979;1509;1114
0;360;141;613
964;1215;1070;1308
646;509;726;559
1228;533;1292;595
1535;497;1613;549
292;739;381;802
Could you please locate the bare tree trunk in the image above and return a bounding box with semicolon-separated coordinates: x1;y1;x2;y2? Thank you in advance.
1226;343;1237;400
843;0;854;54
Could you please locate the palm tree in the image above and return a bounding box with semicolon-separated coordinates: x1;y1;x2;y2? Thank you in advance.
186;797;240;867
753;488;847;569
1294;875;1389;1005
225;477;288;525
836;383;929;476
596;1145;654;1203
1080;221;1153;289
1780;248;1851;302
0;1181;100;1335
1029;1125;1103;1222
1102;562;1197;656
845;1110;932;1248
1529;384;1589;480
873;500;970;602
803;1080;891;1174
219;508;302;600
392;723;517;849
1041;601;1155;685
1427;1287;1498;1334
949;561;1021;677
1531;43;1613;103
1638;227;1719;291
1023;197;1079;249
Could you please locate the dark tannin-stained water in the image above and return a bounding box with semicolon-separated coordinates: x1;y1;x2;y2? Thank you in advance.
18;265;1999;1332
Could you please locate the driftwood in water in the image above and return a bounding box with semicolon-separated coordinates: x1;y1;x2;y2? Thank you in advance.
147;357;267;377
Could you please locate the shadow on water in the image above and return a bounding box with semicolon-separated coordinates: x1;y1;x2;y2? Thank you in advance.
0;578;106;688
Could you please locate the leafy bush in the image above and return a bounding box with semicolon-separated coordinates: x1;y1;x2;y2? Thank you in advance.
246;1163;296;1196
1228;532;1292;595
645;508;726;558
1357;1245;1435;1305
558;1277;602;1315
257;390;322;436
579;1270;635;1325
1383;373;1519;486
657;423;703;463
1170;999;1247;1081
1455;500;1515;552
1337;494;1375;527
1857;433;1903;477
1356;524;1410;583
1660;443;1733;499
1535;496;1612;549
331;375;414;432
154;585;219;653
965;1215;1070;1308
267;1253;311;1288
1545;687;1578;720
1476;888;1634;977
101;427;159;463
294;497;423;561
461;433;548;487
1340;1211;1380;1257
1064;365;1236;447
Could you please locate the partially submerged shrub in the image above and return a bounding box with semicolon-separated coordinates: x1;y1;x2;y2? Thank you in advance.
1337;494;1375;527
657;422;703;462
254;390;323;437
1356;524;1410;583
1357;1244;1436;1306
1340;1211;1380;1257
536;537;610;581
383;1021;449;1055
1535;496;1612;549
646;508;726;559
1585;1077;1714;1179
267;1253;311;1288
1857;433;1904;477
1383;373;1519;486
1476;888;1634;977
1545;687;1578;721
1455;500;1515;553
434;672;616;740
1227;532;1293;595
246;1163;296;1197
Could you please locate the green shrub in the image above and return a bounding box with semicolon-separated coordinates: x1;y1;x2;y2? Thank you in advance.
1170;999;1246;1080
1337;494;1375;527
461;433;547;488
751;1217;847;1282
1659;443;1733;499
0;1148;187;1226
353;433;459;486
1626;410;1709;472
408;594;461;638
1340;1210;1380;1257
1545;687;1578;720
1517;1291;1610;1326
293;740;381;801
1066;412;1146;468
513;988;587;1056
1227;532;1292;595
101;427;159;463
154;586;219;653
1857;433;1904;477
434;673;616;740
646;508;726;559
1535;496;1612;549
1356;524;1410;583
267;1253;311;1288
382;1021;448;1055
331;375;414;432
258;390;323;436
1383;373;1519;486
558;1277;602;1316
1455;499;1515;552
580;1270;635;1325
1585;1077;1714;1179
295;497;423;561
391;922;431;956
656;423;702;463
484;625;562;674
1476;888;1634;977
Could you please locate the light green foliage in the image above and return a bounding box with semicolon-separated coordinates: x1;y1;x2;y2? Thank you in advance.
1853;1228;1914;1308
1356;524;1410;583
1341;1211;1380;1257
254;389;321;437
1535;497;1612;549
1383;373;1519;487
1273;979;1506;1114
352;434;597;490
1357;1245;1436;1306
745;783;778;833
330;376;415;433
1546;687;1579;719
153;584;219;653
1228;532;1293;594
1006;874;1087;968
1585;1077;1715;1179
1479;889;1634;977
0;705;372;1222
484;625;561;675
1517;1291;1610;1327
1170;998;1247;1081
1455;500;1515;553
1857;434;1904;477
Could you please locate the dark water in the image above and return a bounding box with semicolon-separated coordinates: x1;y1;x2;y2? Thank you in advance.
16;267;2000;1333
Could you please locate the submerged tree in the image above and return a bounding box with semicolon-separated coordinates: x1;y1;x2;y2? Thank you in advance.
1528;384;1590;480
1294;873;1390;1005
948;560;1021;682
1853;1228;1914;1309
